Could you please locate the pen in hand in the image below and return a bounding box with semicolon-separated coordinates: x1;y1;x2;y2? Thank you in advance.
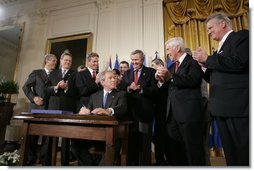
79;105;91;115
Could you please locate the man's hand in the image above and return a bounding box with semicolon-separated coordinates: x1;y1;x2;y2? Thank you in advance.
129;82;141;91
79;106;91;115
58;80;68;89
33;96;43;106
156;66;172;81
192;47;208;64
91;108;111;115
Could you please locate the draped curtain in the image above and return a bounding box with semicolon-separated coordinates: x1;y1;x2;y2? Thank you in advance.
163;0;249;55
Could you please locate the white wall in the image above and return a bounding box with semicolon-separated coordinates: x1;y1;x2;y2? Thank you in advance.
0;0;164;114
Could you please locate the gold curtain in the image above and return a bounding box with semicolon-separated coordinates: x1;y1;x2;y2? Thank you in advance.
163;0;249;55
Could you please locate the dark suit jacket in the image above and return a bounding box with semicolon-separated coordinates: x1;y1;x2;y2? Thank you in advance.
22;69;50;110
166;54;208;122
87;89;127;120
204;30;249;117
47;69;78;112
119;66;157;123
76;69;101;110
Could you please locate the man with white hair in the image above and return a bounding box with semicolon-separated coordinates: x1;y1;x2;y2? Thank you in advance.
155;37;209;165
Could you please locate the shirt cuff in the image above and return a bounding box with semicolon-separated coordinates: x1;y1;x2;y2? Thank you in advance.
157;81;164;88
108;108;114;116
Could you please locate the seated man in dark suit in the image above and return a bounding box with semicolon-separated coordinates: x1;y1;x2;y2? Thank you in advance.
71;70;127;165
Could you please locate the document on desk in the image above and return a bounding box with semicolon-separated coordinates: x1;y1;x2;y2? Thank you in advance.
31;109;73;114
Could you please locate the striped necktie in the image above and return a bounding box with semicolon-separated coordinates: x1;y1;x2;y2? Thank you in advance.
175;61;180;73
62;69;66;78
92;71;96;81
134;70;139;84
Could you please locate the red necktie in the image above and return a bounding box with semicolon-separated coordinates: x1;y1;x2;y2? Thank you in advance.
175;61;180;73
92;71;96;81
134;70;139;84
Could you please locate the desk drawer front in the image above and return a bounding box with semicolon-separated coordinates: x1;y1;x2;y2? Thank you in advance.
29;123;108;141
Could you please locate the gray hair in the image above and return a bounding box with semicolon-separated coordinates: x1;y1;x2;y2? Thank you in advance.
151;58;164;66
205;12;232;29
99;70;114;83
165;37;185;52
130;49;145;61
87;52;99;61
44;54;56;64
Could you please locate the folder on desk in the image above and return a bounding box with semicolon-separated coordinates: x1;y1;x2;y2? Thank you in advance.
31;109;73;114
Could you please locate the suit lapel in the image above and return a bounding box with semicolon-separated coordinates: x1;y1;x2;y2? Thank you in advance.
98;91;104;108
58;69;62;80
130;69;134;83
106;90;116;108
138;67;147;84
176;55;190;73
220;31;234;52
40;69;49;83
63;70;73;81
85;69;94;82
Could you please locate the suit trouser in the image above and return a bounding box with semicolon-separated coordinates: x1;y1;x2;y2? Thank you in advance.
26;135;51;165
153;120;168;164
61;138;70;166
71;139;95;166
127;121;152;166
215;116;249;166
166;117;209;166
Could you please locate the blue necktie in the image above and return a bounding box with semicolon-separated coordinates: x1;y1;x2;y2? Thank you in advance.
103;92;109;108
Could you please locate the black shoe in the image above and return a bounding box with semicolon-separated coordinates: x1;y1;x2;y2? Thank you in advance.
26;160;36;166
92;154;102;166
153;160;168;166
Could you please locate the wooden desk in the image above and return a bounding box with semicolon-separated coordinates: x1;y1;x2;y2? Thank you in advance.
13;113;131;166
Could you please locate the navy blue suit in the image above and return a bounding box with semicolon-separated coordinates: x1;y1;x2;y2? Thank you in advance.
22;69;52;165
47;68;78;166
204;30;249;166
164;54;209;165
119;66;157;166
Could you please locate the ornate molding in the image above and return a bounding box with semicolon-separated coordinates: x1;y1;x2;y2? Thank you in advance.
96;0;113;9
25;7;49;25
0;0;30;6
144;0;163;4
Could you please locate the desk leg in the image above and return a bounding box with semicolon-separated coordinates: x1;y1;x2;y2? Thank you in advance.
19;122;29;166
121;125;129;166
105;128;114;166
51;137;58;166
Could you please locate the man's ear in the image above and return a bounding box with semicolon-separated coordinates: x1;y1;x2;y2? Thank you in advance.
176;45;181;52
221;21;227;29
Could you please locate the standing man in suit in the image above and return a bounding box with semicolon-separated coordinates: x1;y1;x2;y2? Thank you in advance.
119;50;157;166
72;52;101;165
47;51;78;165
22;54;57;165
193;13;249;166
72;70;127;165
155;37;209;165
76;52;101;110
